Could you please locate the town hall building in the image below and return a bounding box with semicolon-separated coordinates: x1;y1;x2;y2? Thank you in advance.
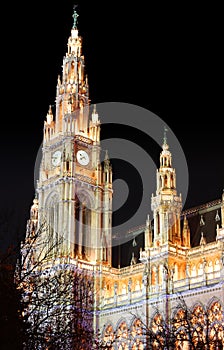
21;7;224;349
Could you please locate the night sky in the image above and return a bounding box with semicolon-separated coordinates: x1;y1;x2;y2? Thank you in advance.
1;1;223;246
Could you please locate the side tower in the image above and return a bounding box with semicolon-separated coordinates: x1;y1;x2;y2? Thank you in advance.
29;8;113;266
142;131;190;296
151;130;183;248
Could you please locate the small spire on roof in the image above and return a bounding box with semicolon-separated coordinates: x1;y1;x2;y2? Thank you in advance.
91;104;99;123
46;105;53;124
200;232;206;245
104;149;109;161
104;149;111;172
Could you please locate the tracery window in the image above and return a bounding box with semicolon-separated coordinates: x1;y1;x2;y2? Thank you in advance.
208;301;223;323
190;305;205;348
151;313;165;350
130;319;144;349
190;302;224;349
207;301;224;349
116;321;129;349
173;309;188;329
173;308;190;349
103;324;115;349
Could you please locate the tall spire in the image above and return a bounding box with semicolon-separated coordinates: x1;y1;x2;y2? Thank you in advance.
72;5;79;29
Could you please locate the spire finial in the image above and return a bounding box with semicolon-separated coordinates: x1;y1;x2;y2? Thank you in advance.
162;126;169;150
163;126;168;145
104;149;109;161
72;4;79;29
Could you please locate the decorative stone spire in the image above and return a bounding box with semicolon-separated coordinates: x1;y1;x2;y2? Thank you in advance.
30;195;39;222
91;104;99;124
103;150;112;185
216;190;224;240
44;105;55;142
104;150;110;171
200;232;206;245
144;214;153;249
182;215;191;247
46;105;53;125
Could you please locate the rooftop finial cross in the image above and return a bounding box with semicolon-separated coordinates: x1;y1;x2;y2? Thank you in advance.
72;4;79;28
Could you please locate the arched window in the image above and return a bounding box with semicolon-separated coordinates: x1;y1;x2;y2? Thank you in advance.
214;258;220;272
207;260;213;274
121;284;127;295
191;265;196;277
135;280;141;291
151;266;157;285
197;263;203;276
158;264;163;285
173;263;178;281
74;191;92;259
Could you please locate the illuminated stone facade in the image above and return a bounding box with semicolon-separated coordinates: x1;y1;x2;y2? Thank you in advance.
22;8;224;349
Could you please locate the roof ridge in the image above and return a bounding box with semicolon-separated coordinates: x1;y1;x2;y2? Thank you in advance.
181;198;221;217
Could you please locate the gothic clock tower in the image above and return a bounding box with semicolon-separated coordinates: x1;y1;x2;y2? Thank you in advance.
34;8;112;265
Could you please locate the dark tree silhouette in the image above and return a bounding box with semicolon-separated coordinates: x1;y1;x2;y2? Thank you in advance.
16;221;95;350
0;209;26;350
118;295;224;350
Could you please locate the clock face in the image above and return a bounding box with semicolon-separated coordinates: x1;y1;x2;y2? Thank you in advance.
76;150;90;166
52;150;61;166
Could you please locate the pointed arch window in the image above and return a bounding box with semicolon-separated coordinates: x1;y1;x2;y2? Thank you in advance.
46;193;60;255
74;192;92;259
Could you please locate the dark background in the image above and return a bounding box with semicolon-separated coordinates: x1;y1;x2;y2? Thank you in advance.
1;1;223;246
